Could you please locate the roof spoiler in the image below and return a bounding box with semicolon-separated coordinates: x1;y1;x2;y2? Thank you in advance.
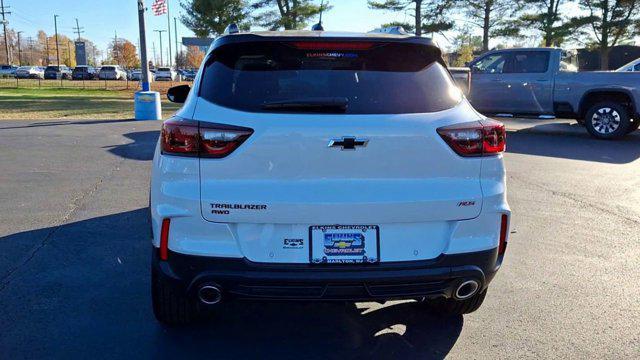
224;23;240;35
368;26;408;35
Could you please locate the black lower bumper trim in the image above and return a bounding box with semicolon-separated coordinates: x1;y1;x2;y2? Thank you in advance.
152;248;502;301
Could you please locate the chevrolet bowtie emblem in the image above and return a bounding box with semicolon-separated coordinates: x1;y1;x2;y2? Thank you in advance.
328;137;369;150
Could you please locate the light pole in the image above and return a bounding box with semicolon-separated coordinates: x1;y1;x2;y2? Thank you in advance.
54;15;60;66
16;30;22;66
137;0;151;91
153;29;165;66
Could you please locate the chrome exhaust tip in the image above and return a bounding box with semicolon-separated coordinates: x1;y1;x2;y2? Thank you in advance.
454;280;480;300
198;285;222;305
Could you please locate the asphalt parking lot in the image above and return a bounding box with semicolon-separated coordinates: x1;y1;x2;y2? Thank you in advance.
1;118;639;359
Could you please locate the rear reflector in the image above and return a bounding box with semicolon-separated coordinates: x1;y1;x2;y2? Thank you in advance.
290;41;377;50
437;119;506;157
161;118;253;158
498;214;508;255
159;218;170;261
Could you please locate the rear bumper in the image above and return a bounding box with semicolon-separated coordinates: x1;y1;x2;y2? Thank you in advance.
152;248;503;301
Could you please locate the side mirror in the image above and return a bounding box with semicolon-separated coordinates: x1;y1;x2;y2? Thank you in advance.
167;84;190;103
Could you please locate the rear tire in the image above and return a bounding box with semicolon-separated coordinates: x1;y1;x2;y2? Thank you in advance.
626;118;640;134
151;267;197;325
425;289;487;315
584;102;631;139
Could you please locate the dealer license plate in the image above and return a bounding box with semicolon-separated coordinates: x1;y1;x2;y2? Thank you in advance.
309;225;379;264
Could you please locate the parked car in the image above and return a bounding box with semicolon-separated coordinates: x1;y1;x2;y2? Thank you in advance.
44;65;72;80
615;58;640;72
467;47;640;139
0;64;18;77
15;66;44;79
151;29;510;324
154;67;176;81
71;65;98;80
98;65;127;80
182;70;196;81
130;69;142;81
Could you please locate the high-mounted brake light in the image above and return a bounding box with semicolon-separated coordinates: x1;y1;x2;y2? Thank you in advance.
436;119;506;157
290;41;376;50
161;118;253;158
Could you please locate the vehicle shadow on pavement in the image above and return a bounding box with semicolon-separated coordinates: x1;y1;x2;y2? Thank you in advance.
0;208;462;359
154;300;463;359
104;130;160;161
506;130;640;164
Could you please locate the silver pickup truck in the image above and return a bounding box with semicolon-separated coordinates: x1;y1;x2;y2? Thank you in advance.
467;48;640;139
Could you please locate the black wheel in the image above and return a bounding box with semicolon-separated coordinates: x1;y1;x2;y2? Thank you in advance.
626;118;640;134
151;267;197;325
584;102;631;139
424;289;487;315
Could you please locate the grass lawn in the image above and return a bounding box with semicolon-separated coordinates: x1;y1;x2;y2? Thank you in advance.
0;88;181;120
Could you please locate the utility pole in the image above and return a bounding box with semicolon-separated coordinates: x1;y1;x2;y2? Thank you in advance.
27;36;33;65
174;16;178;64
45;37;49;65
113;31;118;65
153;29;165;66
166;0;171;68
16;30;21;65
54;14;60;66
0;0;11;64
152;41;156;67
66;40;71;66
73;18;84;40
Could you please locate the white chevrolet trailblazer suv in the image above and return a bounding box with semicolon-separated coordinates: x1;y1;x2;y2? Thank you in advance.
150;29;511;324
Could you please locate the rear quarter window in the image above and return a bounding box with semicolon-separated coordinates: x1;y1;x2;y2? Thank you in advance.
199;41;460;114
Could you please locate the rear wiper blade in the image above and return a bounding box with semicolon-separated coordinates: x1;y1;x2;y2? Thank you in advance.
261;97;348;112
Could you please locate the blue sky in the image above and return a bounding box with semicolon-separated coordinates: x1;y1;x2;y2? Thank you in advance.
8;0;627;58
9;0;414;59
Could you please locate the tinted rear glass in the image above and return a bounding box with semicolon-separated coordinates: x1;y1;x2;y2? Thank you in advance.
45;66;60;71
158;67;171;71
508;51;549;73
102;66;116;71
199;41;459;114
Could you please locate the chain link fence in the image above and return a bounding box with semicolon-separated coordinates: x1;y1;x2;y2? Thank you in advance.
0;78;190;92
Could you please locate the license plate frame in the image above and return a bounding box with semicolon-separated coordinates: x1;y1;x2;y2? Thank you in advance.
309;225;380;264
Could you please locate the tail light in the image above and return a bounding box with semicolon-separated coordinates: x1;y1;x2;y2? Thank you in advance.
161;118;253;158
437;119;506;157
498;214;509;255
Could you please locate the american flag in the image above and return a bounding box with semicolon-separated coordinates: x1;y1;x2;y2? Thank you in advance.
151;0;167;16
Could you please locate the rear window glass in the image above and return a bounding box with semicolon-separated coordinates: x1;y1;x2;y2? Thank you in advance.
102;66;116;71
508;51;549;73
45;66;60;71
158;67;171;71
199;41;460;114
